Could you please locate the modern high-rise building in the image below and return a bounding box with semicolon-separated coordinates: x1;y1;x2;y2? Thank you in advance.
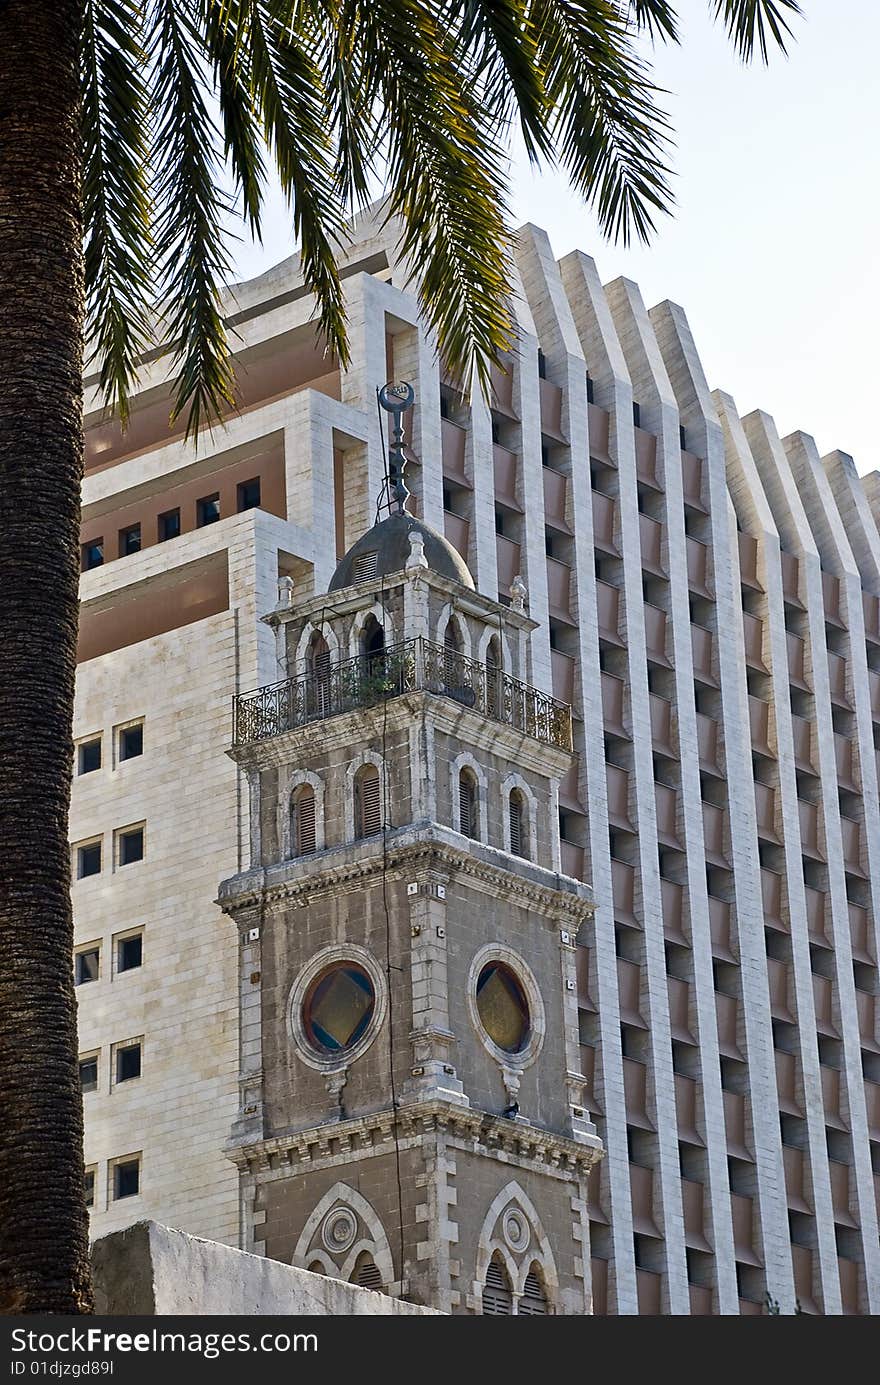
73;206;880;1314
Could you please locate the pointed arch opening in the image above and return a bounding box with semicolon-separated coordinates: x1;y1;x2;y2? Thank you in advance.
459;767;478;840
352;1251;384;1293
361;614;386;670
519;1265;549;1315
306;631;331;717
486;635;502;717
482;1254;514;1315
291;782;316;856
509;788;528;859
354;762;382;839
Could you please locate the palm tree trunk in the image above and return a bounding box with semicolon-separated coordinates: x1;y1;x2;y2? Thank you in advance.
0;0;93;1314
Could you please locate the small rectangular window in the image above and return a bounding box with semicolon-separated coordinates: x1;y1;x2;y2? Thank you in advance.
116;932;143;973
77;738;102;775
586;372;594;404
118;723;143;761
76;841;102;879
116;825;144;867
158;508;180;542
237;477;261;511
84;1168;96;1209
75;947;100;985
79;1055;98;1092
115;1041;142;1084
196;493;220;527
119;523;141;557
632;402;641;429
82;540;104;571
679;424;688;450
112;1156;140;1200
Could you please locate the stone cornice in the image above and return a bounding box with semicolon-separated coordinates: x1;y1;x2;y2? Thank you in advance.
217;825;593;922
227;1098;602;1179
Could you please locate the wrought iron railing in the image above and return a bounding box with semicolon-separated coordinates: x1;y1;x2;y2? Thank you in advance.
233;638;572;750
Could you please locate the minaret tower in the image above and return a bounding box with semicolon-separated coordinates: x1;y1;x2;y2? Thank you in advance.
219;385;603;1313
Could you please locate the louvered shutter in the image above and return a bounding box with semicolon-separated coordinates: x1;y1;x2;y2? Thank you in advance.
357;767;382;838
509;793;524;856
354;1256;384;1291
353;550;378;582
294;787;316;855
459;772;476;839
518;1270;548;1315
482;1259;513;1315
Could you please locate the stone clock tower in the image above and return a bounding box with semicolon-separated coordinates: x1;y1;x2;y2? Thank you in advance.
219;425;603;1313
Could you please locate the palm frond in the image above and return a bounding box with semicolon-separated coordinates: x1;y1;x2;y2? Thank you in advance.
627;0;679;43
202;0;268;237
148;0;237;436
443;0;551;163
81;0;153;424
711;0;802;63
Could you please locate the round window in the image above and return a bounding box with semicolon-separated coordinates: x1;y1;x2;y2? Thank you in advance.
303;962;376;1055
475;962;530;1053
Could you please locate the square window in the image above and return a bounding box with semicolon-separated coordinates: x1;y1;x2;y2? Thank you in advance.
79;1055;98;1092
76;841;102;879
116;826;144;866
82;540;104;571
118;723;143;761
77;738;102;775
75;947;100;985
119;523;141;557
112;1156;140;1200
84;1168;96;1209
196;493;220;527
237;477;261;511
115;1042;142;1083
158;508;181;542
117;933;143;973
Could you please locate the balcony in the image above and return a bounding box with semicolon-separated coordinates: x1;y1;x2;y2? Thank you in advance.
716;992;742;1060
440;417;468;485
863;590;880;645
591;1259;609;1314
724;1090;751;1160
675;1072;703;1144
856;989;880;1053
834;734;859;792
849;902;874;965
623;1058;653;1130
738;531;762;591
864;1080;880;1139
775;1049;802;1116
586;1163;606;1223
783;1146;812;1213
697;713;721;775
668;976;694;1043
612;858;638;925
233;638;573;750
493;444;521;511
767;958;794;1022
575;946;593;1008
805;886;828;947
592;490;618;554
661;877;687;946
644;603;671;666
691;623;717;686
596;579;624;646
791;1246;818;1314
649;694;675;756
559;760;583;812
689;1284;713;1315
791;714;815;773
749;697;773;756
618;958;646;1027
703;802;729;867
635;426;659;489
602;671;628;737
839;1258;861;1316
742;612;767;672
731;1193;761;1265
443;510;469;562
822;571;846;629
539;377;565;440
755;783;780;843
543;466;571;533
607;764;633;830
681;450;706;511
840;815;865;877
639;514;666;576
827;651;851;708
781;550;803;608
629;1163;660;1236
798;798;824;861
829;1161;858;1228
655;782;680;848
681;1178;711;1252
561;839;584;879
709;896;735;963
580;1043;601;1113
551;649;575;705
870;670;880;721
813;977;839;1040
820;1064;847;1128
761;868;785;931
686;537;712;597
489;357;517;418
636;1270;662;1315
588;403;613;463
786;632;810;692
546;556;574;623
495;534;521;591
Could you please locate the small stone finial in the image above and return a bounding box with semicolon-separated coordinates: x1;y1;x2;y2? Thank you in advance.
509;574;527;612
406;529;429;576
276;575;295;611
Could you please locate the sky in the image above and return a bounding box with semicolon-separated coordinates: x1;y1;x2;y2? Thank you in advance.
227;2;880;475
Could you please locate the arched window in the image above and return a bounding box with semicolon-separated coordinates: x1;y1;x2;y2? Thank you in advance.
509;789;528;858
355;763;382;839
444;618;462;654
459;768;478;840
482;1255;513;1315
291;783;316;856
307;632;331;717
362;616;385;670
518;1266;549;1315
307;1261;326;1276
352;1252;384;1292
486;637;502;717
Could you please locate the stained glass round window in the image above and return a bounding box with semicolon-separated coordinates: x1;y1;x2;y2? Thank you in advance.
303;962;376;1054
475;962;530;1053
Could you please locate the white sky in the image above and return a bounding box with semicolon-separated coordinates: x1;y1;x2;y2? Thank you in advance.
228;1;880;475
